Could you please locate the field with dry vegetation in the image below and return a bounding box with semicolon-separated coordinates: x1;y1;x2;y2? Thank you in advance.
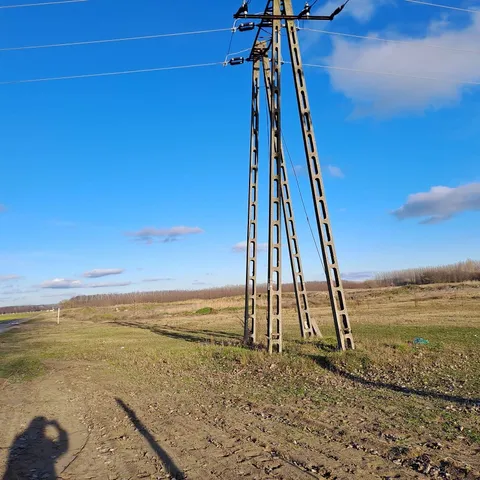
0;282;479;479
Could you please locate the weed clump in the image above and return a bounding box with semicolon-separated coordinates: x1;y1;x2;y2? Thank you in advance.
195;307;215;315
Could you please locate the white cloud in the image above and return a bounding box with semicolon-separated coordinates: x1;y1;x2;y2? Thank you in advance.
142;278;174;283
232;241;268;253
315;0;388;23
40;278;133;289
41;278;84;289
0;204;6;213
83;268;124;278
327;165;345;178
323;16;480;115
0;275;22;282
89;282;132;288
126;226;204;244
393;183;480;224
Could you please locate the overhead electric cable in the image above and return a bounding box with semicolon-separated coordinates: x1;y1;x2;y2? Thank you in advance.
295;62;480;86
0;27;232;52
282;135;325;270
0;0;86;9
262;71;325;269
405;0;480;14
0;62;223;85
300;27;480;55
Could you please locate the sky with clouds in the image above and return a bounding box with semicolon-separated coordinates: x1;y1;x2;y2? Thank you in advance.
1;0;479;306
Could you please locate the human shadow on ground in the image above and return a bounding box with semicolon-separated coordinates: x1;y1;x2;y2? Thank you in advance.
2;417;68;480
312;355;480;406
115;398;185;479
113;321;241;346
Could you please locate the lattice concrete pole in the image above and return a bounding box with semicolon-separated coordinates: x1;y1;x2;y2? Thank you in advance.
243;56;261;345
282;0;354;350
266;0;283;354
262;55;321;339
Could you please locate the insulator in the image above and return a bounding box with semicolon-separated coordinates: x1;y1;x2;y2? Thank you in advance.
235;3;248;17
238;22;255;32
299;3;311;17
229;57;245;66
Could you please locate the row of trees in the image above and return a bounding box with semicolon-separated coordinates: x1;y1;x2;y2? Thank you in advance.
374;259;480;287
0;304;54;315
44;259;477;309
60;280;367;308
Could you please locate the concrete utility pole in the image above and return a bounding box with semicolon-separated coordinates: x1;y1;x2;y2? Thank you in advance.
233;0;355;352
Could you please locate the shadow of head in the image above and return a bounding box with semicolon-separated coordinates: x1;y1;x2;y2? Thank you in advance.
2;416;69;480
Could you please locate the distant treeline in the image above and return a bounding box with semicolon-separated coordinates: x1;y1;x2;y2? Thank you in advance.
0;304;54;315
60;260;480;308
374;259;480;287
61;280;366;308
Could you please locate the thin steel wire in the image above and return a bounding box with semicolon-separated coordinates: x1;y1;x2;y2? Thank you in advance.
0;62;223;85
405;0;480;14
293;62;480;86
300;27;480;55
0;0;86;9
262;63;325;270
0;28;233;52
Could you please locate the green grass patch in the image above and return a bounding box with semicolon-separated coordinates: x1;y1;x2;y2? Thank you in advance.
0;356;46;380
195;307;215;315
0;313;35;322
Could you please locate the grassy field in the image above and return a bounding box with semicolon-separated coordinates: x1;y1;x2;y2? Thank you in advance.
0;312;36;322
0;282;479;479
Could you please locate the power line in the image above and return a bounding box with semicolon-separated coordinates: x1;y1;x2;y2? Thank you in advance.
282;135;325;271
0;0;86;9
0;62;223;85
296;62;480;86
405;0;480;14
300;27;480;55
262;70;325;270
0;28;232;52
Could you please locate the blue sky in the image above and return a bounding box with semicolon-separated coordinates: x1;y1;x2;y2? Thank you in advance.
1;0;479;306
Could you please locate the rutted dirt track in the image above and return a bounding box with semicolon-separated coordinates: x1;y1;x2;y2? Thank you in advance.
0;364;422;479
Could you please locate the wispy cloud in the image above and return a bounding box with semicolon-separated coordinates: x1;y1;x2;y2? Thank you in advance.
293;164;306;176
41;278;83;289
1;288;38;295
0;275;23;282
232;241;268;253
342;271;376;281
142;278;174;283
0;204;6;213
192;280;209;286
83;268;124;278
40;278;132;289
393;183;480;224
323;16;480;116
126;226;204;245
89;282;132;288
327;165;345;178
